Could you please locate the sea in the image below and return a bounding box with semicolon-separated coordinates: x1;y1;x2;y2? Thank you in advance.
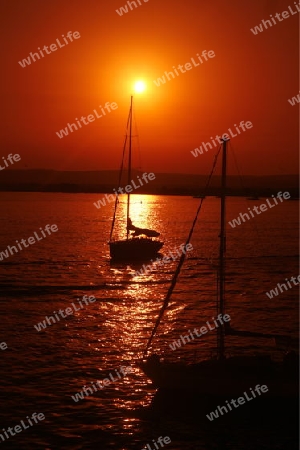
0;192;298;450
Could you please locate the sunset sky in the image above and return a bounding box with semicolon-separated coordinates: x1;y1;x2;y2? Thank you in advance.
1;0;299;175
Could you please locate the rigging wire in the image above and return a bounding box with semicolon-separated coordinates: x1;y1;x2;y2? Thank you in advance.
109;106;131;241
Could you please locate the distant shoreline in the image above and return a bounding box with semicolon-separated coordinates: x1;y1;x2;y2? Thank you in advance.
0;188;299;198
0;170;298;197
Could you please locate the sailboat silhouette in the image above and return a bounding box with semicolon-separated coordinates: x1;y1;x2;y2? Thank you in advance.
109;96;164;261
139;138;298;398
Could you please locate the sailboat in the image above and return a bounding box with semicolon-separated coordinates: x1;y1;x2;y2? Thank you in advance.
109;96;164;261
139;138;298;398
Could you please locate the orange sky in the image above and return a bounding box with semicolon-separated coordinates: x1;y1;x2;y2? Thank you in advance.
1;0;299;175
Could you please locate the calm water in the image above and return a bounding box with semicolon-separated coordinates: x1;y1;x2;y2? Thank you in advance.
0;193;298;449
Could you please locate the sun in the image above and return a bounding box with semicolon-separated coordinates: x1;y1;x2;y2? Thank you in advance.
134;80;146;94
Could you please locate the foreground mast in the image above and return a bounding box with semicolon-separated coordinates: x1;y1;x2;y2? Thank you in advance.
217;138;229;360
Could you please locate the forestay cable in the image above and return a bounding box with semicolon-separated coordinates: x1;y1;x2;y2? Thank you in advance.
143;145;222;358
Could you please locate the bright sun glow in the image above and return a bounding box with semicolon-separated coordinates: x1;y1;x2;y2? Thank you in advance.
134;80;146;93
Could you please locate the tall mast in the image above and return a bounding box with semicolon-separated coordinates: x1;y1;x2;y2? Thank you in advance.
126;95;133;240
217;137;229;360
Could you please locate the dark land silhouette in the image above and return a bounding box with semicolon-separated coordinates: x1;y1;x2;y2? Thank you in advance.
0;170;298;197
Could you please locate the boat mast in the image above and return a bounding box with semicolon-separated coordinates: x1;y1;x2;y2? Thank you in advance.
217;137;229;360
126;95;133;240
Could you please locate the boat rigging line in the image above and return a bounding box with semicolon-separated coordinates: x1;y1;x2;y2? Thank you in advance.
142;143;224;358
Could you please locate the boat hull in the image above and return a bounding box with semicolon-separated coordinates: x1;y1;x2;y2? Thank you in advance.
139;354;299;399
109;238;163;261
